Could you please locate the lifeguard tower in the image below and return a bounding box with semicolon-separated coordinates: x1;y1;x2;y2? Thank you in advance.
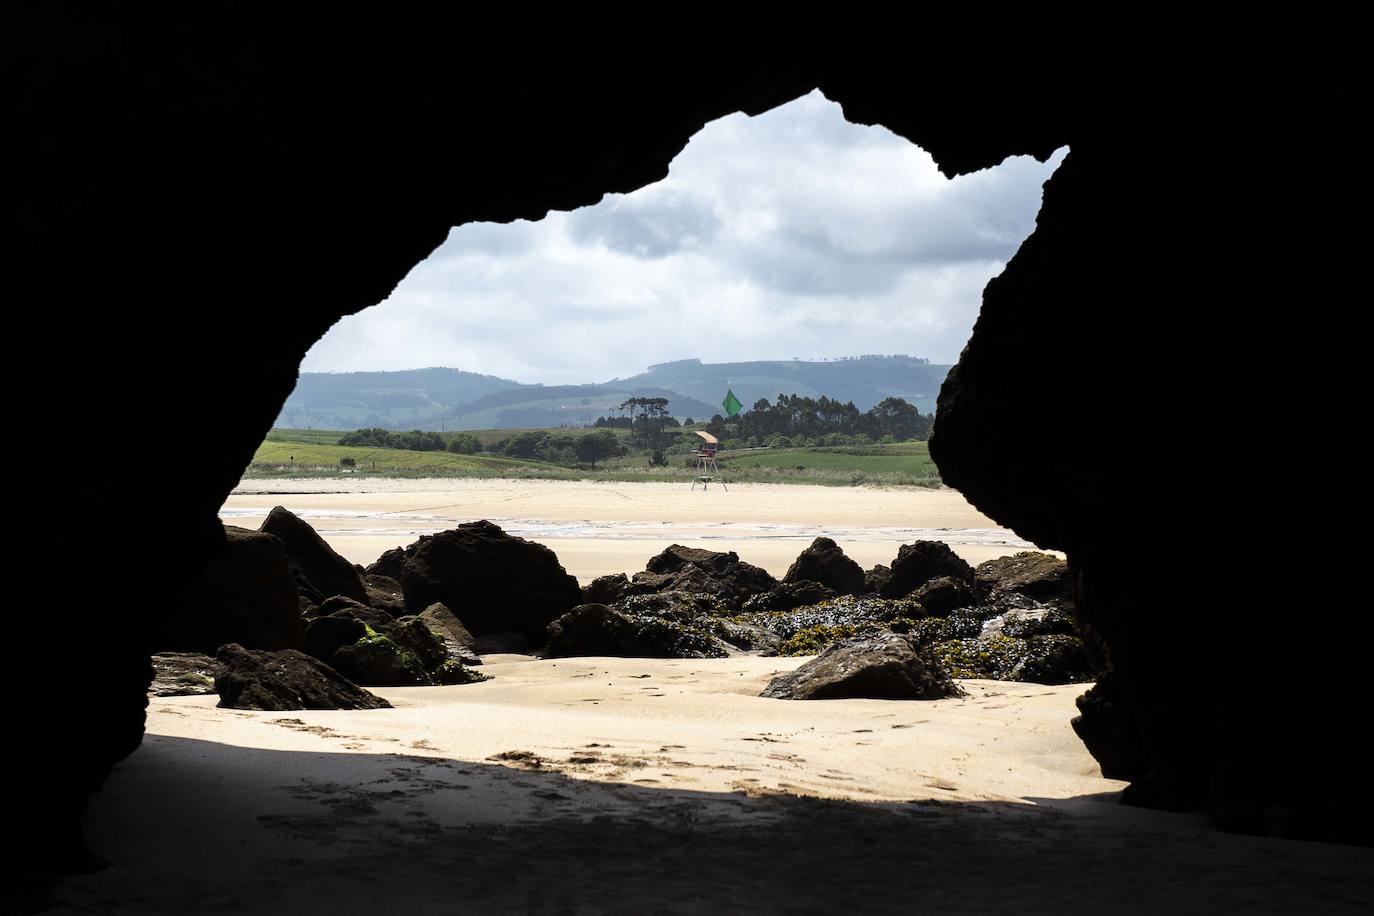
691;430;727;491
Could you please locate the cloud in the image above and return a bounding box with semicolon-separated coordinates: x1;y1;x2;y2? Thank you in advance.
302;90;1065;383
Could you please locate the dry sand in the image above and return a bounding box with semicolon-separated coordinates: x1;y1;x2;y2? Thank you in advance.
223;478;1046;580
58;656;1374;913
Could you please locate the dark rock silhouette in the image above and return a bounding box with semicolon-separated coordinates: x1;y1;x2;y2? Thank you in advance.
782;537;865;595
545;603;729;659
742;580;840;614
630;544;777;610
156;526;305;654
11;8;1362;875
260;506;368;605
878;542;975;599
417;602;483;666
363;574;408;616
582;573;631;605
213;644;391;711
761;633;964;701
389;521;581;640
912;576;977;615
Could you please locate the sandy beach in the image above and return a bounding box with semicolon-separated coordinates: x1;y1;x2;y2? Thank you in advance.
223;478;1044;581
59;656;1374;913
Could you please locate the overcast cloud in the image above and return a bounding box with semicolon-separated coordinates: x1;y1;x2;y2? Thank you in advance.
301;91;1066;383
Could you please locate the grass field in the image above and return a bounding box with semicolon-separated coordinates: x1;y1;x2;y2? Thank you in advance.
248;429;941;487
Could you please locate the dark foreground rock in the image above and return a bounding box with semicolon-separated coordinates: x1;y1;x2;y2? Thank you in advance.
782;537;865;596
364;574;408;616
545;603;731;659
761;633;964;701
300;597;483;686
214;644;391;710
260;505;368;605
630;544;777;610
384;521;581;640
157;525;306;654
149;653;222;696
582;573;630;605
418;602;482;666
912;576;977;615
742;580;839;614
878;541;975;599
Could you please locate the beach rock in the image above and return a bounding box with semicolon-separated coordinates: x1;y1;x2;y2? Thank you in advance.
878;541;975;599
783;537;865;596
761;633;964;701
975;552;1070;601
157;525;305;654
366;547;408;582
331;634;432;686
416;602;482;666
582;573;630;605
214;644;390;710
260;506;368;603
545;604;730;659
912;576;977;615
391;521;581;641
364;574;407;616
741;580;839;614
1009;634;1092;685
317;596;397;633
981;602;1077;639
391;616;449;671
149;652;222;696
630;544;777;610
718;621;783;655
303;614;367;663
863;565;892;596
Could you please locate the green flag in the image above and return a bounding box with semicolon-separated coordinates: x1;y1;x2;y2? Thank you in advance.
722;388;742;418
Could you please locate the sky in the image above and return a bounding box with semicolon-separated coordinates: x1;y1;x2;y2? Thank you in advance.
301;90;1067;384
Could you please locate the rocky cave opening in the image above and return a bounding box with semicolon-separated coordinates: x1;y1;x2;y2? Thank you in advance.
10;8;1365;907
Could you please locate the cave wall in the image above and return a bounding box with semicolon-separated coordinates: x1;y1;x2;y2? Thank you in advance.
6;7;1364;873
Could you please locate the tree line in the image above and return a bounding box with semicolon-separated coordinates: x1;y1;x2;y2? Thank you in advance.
703;394;931;446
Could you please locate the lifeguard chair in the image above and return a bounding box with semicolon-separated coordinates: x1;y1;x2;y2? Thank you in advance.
691;430;727;491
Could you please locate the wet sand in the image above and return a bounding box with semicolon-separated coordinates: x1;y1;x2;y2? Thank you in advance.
223;478;1045;579
58;656;1374;913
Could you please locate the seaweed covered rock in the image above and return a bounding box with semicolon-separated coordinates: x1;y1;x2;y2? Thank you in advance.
331;633;432;686
782;537;865;596
912;576;977;615
878;541;975;599
304;597;478;686
388;521;581;640
926;633;1092;684
260;506;368;604
582;573;630;605
630;544;777;610
157;525;305;654
734;594;927;657
741;580;839;614
149;652;222;696
975;552;1070;601
303;614;367;663
761;633;963;701
214;644;390;710
545;603;730;659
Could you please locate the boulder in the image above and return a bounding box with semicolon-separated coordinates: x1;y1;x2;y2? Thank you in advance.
878;541;975;599
214;644;390;710
416;602;482;666
260;506;368;603
863;564;892;596
389;521;581;640
718;621;783;656
364;574;407;616
316;596;396;632
582;573;630;605
545;604;730;659
975;552;1070;601
740;580;839;614
912;576;977;615
366;547;408;582
761;633;964;701
782;537;864;596
149;652;222;696
157;525;305;654
303;614;367;663
629;544;776;610
331;634;432;686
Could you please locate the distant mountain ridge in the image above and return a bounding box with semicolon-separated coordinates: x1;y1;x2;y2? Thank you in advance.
274;356;950;430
